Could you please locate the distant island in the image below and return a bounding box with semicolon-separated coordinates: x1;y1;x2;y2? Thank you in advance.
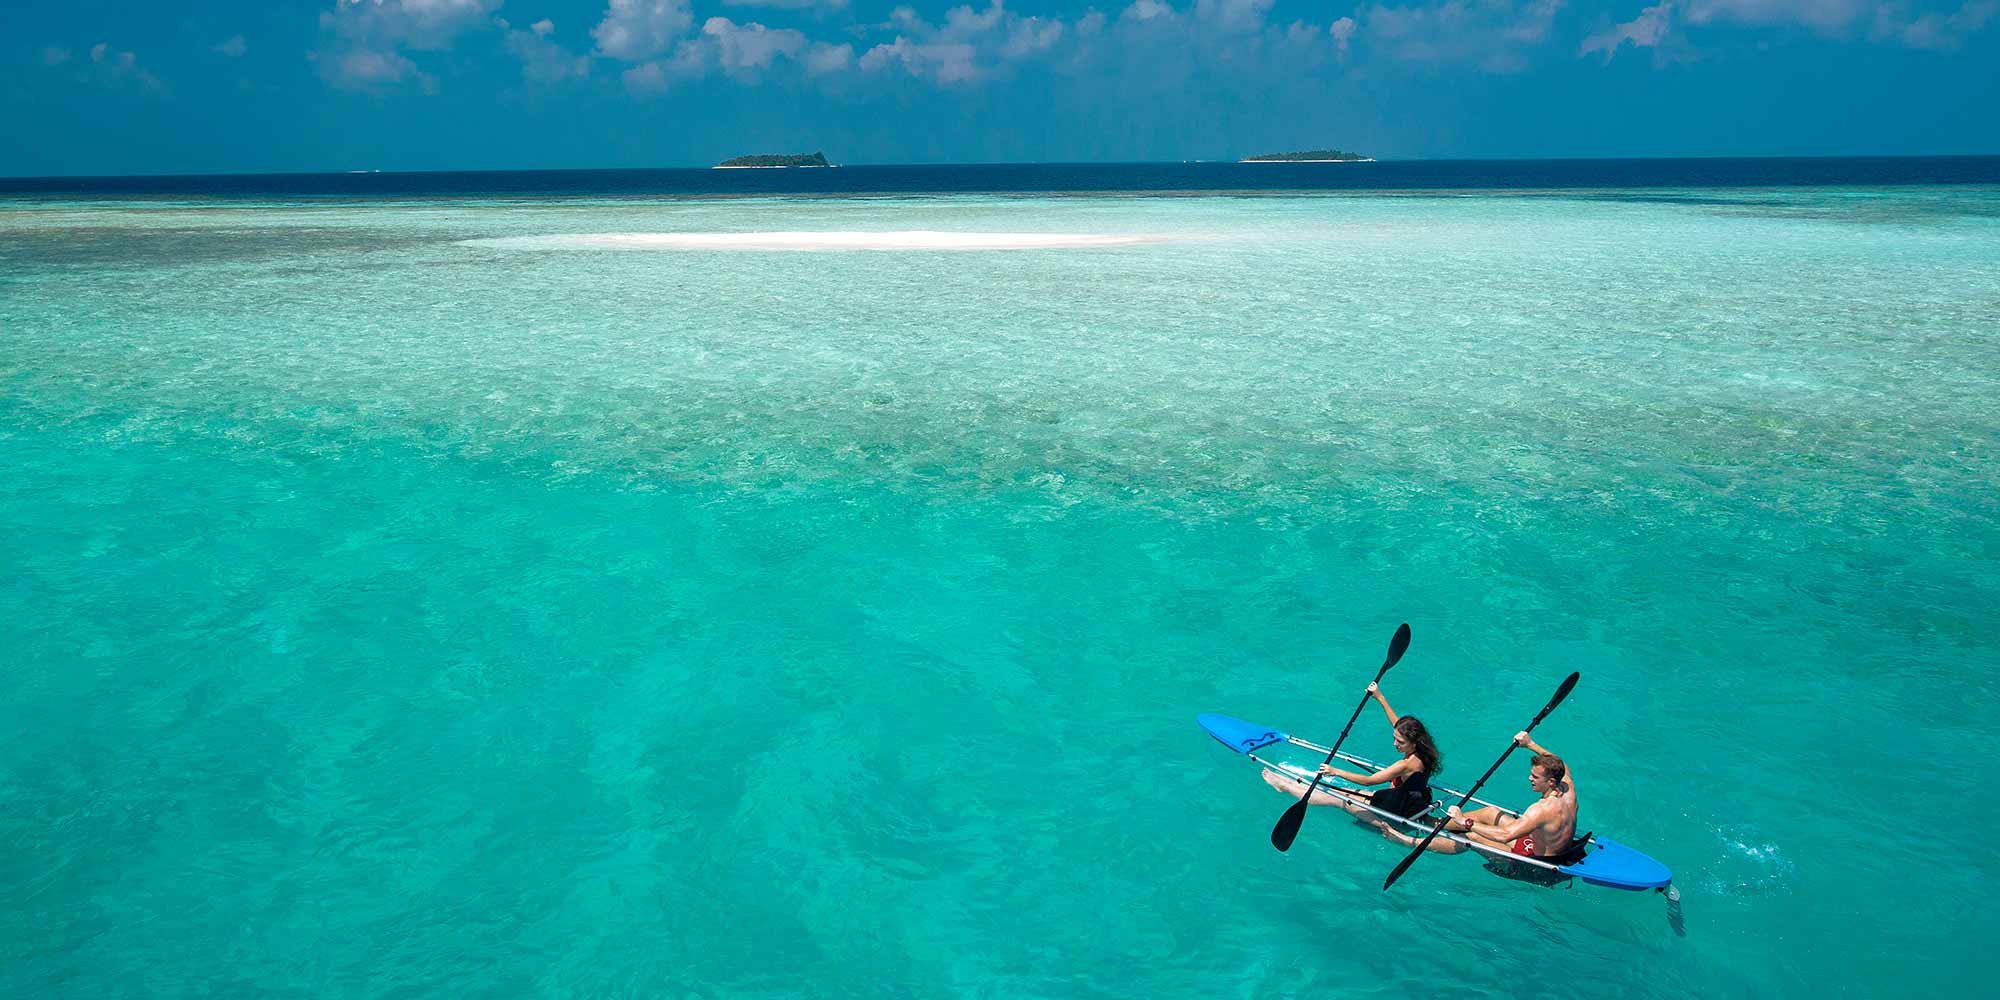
1240;150;1373;163
714;152;833;169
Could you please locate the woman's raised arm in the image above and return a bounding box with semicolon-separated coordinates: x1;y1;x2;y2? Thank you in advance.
1368;681;1400;726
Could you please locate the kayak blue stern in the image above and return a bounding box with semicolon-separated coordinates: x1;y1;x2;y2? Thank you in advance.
1558;837;1674;891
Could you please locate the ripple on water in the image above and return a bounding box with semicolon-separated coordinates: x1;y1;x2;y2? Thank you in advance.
1699;826;1795;896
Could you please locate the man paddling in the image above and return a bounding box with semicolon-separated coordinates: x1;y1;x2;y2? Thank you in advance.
1442;732;1578;861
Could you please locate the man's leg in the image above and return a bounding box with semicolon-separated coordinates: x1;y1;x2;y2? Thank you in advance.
1446;805;1529;852
1430;805;1521;853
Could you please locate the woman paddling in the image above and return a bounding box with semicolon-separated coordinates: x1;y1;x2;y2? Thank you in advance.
1261;682;1442;821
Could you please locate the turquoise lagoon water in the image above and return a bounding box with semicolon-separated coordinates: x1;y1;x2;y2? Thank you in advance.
3;188;1998;996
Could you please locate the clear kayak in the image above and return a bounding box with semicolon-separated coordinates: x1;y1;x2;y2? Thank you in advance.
1199;713;1673;891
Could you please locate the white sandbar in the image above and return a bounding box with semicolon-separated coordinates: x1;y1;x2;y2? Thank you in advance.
467;231;1169;252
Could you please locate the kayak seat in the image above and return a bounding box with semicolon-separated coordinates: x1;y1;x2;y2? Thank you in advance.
1546;831;1593;867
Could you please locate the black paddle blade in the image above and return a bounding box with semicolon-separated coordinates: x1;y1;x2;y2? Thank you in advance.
1382;835;1430;889
1272;622;1413;854
1540;671;1581;719
1271;800;1308;852
1383;623;1412;670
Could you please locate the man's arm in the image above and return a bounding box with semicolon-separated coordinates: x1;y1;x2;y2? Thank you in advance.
1518;732;1576;793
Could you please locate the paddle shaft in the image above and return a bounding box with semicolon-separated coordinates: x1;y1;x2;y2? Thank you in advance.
1381;671;1579;890
1291;662;1395;804
1270;623;1411;851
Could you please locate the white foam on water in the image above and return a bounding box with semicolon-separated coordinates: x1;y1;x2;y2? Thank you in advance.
462;231;1171;251
1697;827;1796;896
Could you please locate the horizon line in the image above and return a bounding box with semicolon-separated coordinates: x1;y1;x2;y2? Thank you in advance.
7;152;2000;183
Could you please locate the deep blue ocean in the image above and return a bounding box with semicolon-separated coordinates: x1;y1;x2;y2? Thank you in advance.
4;158;1998;996
5;154;2000;198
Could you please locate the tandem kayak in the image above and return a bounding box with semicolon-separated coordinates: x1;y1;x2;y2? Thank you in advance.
1199;712;1673;891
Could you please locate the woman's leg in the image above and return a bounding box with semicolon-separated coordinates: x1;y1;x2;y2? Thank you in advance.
1260;769;1374;813
1378;824;1470;853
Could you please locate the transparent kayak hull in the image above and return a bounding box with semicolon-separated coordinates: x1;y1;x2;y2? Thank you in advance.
1199;713;1672;891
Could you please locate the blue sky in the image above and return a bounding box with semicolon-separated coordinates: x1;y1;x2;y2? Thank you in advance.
6;0;1998;174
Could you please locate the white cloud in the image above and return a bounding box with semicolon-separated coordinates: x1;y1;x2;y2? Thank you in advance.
335;46;418;83
1330;15;1357;56
1878;0;1997;47
71;41;168;93
621;39;708;93
532;18;556;36
1581;0;1672;56
805;41;855;72
1588;0;1911;42
1361;1;1565;69
620;60;668;91
723;0;849;8
42;45;72;66
702;17;808;72
314;0;499;90
1579;0;1995;60
213;35;248;58
860;36;980;81
506;23;592;80
943;1;1006;34
1001;15;1065;55
858;1;1077;82
1505;0;1562;42
593;0;694;60
323;0;501;50
836;1;1386;90
1273;14;1361;59
1680;0;1870;29
622;60;672;91
1195;0;1275;34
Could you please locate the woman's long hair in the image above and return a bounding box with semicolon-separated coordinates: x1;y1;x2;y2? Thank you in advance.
1395;716;1442;778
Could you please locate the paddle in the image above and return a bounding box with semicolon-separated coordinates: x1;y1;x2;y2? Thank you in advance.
1269;622;1413;852
1381;670;1579;890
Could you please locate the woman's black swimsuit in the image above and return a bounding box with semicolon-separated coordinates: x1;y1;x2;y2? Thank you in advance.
1369;765;1434;819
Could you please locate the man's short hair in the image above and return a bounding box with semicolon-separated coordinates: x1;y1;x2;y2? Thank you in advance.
1532;752;1566;783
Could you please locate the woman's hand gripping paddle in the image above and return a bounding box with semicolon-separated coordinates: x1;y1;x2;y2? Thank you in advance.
1380;671;1579;890
1269;623;1413;852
